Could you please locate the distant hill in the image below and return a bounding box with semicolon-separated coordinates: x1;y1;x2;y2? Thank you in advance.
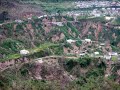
0;0;44;19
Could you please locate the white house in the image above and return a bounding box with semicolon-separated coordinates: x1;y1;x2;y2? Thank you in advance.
105;16;114;21
100;43;105;46
94;13;101;17
52;22;63;26
104;55;111;60
85;39;91;43
28;17;32;20
99;46;102;48
43;15;48;17
105;74;110;78
66;39;76;44
38;16;44;18
94;52;99;55
35;58;43;64
20;50;30;55
108;52;118;56
15;20;23;23
79;51;86;56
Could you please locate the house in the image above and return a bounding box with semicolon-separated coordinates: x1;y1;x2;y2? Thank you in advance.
85;39;91;43
99;46;102;48
15;20;23;23
104;55;111;60
20;50;30;55
108;52;118;56
35;58;43;64
52;22;63;26
43;15;48;17
94;13;101;17
100;43;105;46
101;52;118;61
79;51;86;56
66;39;76;44
94;52;99;55
105;74;110;78
38;16;44;18
28;17;32;20
105;16;114;21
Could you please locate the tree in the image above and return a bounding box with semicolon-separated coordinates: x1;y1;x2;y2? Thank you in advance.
0;11;9;22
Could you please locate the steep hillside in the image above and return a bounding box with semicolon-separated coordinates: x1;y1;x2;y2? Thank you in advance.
1;56;120;90
0;16;120;59
0;16;120;61
0;14;120;90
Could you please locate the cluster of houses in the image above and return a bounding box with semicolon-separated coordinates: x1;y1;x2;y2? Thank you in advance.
14;14;64;27
75;1;120;9
100;8;120;16
66;7;120;19
66;38;120;62
65;1;120;18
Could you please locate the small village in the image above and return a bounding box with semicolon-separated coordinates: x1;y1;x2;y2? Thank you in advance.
75;1;120;8
66;38;120;61
65;1;120;17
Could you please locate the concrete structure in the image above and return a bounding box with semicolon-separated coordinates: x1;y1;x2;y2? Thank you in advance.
85;39;91;43
100;43;105;46
108;52;118;56
94;52;99;55
35;58;43;64
28;17;32;20
52;22;63;26
79;52;86;56
20;50;30;55
38;16;44;18
105;16;115;21
67;39;76;44
104;55;111;60
15;19;23;23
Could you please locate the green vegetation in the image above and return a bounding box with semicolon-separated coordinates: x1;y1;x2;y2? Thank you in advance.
67;22;79;37
0;7;120;90
112;17;120;25
0;43;60;62
78;57;92;68
20;0;76;14
1;56;119;90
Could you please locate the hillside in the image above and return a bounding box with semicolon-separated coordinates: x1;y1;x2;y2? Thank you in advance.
0;16;120;60
0;0;120;89
1;55;120;90
0;0;44;19
0;15;120;89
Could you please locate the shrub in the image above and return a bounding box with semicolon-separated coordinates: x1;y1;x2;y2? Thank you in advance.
1;38;24;53
65;59;77;72
78;57;91;68
86;68;104;78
